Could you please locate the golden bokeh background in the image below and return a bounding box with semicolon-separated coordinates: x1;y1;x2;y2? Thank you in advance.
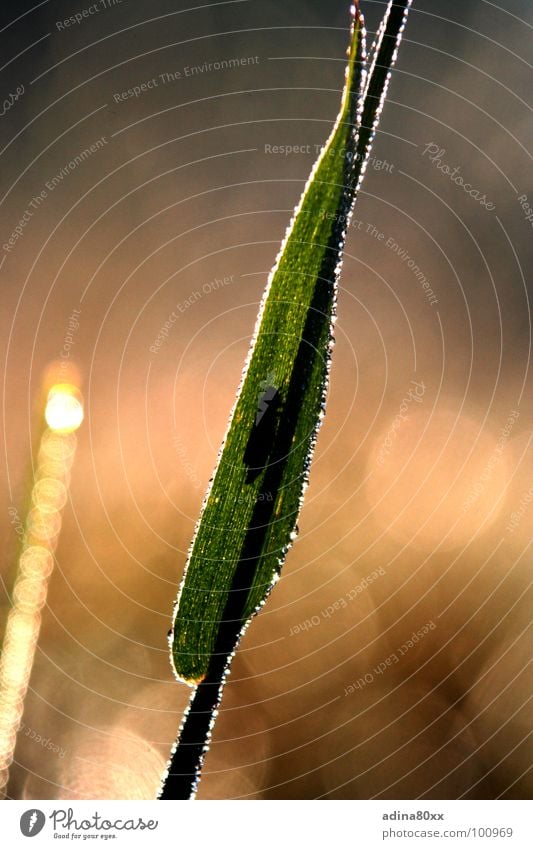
1;0;531;799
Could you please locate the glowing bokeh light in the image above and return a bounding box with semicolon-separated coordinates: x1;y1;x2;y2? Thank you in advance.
0;379;82;795
32;477;68;512
44;384;84;433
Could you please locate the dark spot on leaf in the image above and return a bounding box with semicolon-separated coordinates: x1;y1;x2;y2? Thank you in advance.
243;387;282;482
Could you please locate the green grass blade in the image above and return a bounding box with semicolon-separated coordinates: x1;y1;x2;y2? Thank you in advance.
169;5;367;686
160;0;412;800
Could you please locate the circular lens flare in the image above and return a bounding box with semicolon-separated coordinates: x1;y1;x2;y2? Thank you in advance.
45;384;84;433
0;378;82;795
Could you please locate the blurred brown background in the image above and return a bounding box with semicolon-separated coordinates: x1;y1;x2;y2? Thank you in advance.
0;0;531;799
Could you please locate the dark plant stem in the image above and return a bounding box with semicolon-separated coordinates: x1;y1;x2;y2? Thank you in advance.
158;654;231;799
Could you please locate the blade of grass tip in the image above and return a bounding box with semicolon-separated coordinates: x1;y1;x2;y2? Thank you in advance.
159;0;411;800
363;3;390;100
357;0;412;171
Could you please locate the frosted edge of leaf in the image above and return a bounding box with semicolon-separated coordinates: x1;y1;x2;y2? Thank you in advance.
362;0;391;100
167;4;367;684
354;0;413;193
168;0;413;684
